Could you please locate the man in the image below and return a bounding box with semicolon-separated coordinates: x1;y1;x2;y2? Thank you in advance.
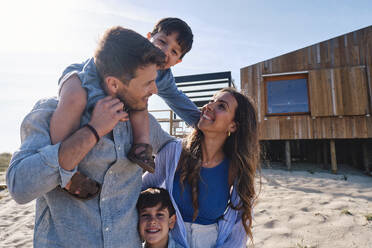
7;26;173;247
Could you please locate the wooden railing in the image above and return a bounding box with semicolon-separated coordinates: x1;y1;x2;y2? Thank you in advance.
149;109;192;137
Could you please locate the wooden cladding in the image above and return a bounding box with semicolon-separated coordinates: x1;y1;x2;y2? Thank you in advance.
241;25;372;140
309;66;369;116
253;26;372;74
260;115;372;140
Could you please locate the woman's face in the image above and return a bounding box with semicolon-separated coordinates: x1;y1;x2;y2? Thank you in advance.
198;91;238;135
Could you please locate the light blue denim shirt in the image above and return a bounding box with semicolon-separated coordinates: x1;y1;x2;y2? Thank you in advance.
7;97;173;248
142;140;248;248
58;58;201;127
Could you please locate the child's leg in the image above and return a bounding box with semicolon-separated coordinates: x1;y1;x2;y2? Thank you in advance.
130;110;150;144
50;74;87;144
50;74;99;198
128;110;155;173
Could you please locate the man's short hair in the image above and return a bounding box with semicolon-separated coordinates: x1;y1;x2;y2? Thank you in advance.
94;26;165;84
151;17;193;59
136;187;176;217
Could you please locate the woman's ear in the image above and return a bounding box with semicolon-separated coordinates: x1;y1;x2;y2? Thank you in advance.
229;121;237;134
169;214;176;230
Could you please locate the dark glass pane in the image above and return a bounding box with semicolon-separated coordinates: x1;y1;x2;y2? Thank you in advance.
267;78;309;114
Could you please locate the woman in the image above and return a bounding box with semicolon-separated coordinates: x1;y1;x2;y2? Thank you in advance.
142;88;260;248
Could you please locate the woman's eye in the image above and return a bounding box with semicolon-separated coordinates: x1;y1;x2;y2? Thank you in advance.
159;39;166;44
218;104;225;109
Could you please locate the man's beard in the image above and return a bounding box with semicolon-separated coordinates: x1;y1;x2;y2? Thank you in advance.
117;95;147;112
118;95;131;112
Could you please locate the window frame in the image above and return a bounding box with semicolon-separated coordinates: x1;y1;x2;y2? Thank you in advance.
264;73;311;116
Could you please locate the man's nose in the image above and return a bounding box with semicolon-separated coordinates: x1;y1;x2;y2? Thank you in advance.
151;81;158;95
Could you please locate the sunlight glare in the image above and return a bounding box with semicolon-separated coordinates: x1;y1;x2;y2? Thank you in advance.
0;0;80;53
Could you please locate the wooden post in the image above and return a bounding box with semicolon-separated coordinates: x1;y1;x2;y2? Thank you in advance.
285;140;291;170
169;110;173;136
323;140;328;169
330;140;337;173
316;141;322;164
351;141;358;169
362;142;370;174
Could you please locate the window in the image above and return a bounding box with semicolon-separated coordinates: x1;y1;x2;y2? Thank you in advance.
264;74;309;115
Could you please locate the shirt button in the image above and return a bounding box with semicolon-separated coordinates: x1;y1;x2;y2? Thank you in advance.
109;171;113;175
105;227;109;231
117;145;121;150
102;198;106;201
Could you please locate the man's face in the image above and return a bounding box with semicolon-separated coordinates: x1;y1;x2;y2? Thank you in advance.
116;64;158;111
148;31;183;70
138;203;176;247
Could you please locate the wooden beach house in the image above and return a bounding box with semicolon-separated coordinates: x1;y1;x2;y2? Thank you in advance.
240;25;372;173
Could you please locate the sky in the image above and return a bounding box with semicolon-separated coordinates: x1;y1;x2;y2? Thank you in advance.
0;0;371;153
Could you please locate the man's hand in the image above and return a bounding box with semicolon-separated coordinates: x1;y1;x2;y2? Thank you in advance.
58;96;128;171
88;96;129;137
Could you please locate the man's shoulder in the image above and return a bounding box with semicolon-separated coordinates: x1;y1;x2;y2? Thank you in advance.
31;97;58;111
22;97;58;127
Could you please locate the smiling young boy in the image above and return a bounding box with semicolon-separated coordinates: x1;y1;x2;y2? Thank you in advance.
137;188;182;248
49;18;201;198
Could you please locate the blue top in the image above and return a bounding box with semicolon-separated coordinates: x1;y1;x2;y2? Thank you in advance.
172;158;230;225
58;58;201;127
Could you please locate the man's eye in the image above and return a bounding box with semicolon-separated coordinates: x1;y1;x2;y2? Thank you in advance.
159;39;166;44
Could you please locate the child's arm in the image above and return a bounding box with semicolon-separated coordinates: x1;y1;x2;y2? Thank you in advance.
157;71;201;127
50;74;87;144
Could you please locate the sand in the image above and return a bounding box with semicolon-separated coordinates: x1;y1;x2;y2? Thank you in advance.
1;164;371;248
250;163;372;248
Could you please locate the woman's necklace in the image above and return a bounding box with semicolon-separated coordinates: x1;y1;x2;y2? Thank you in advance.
201;157;224;167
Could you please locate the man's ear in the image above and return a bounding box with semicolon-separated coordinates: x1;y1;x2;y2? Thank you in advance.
169;214;176;230
105;76;121;95
147;32;152;41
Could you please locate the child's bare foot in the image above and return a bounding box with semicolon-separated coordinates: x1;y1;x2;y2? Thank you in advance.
127;143;155;173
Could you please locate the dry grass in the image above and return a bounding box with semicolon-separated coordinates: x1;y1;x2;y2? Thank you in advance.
341;209;353;216
0;152;12;172
365;214;372;221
